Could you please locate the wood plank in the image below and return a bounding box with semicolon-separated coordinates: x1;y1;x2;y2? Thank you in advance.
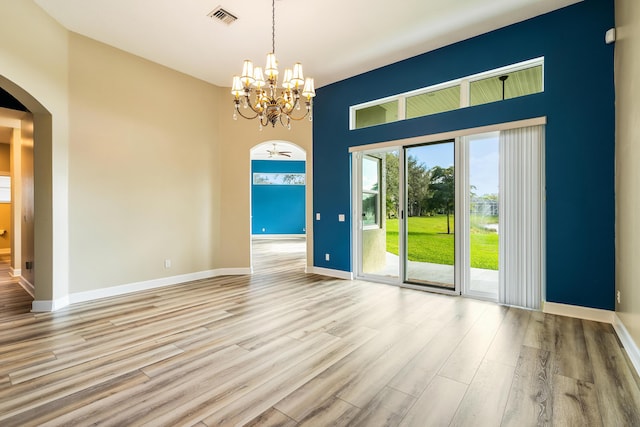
387;299;489;397
296;396;360;427
243;408;297;427
1;370;149;427
399;375;467;427
583;319;640;425
274;322;413;421
335;319;444;408
0;344;182;422
0;240;636;425
551;374;602;427
348;386;416;427
449;359;515;426
523;311;594;382
41;343;250;426
108;333;339;426
438;304;507;384
485;306;531;367
501;345;555;426
199;327;378;426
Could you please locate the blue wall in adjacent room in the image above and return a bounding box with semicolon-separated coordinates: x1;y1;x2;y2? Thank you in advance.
312;0;615;310
252;160;306;235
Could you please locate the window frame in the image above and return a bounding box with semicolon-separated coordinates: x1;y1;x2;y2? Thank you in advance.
349;57;544;130
361;155;382;230
0;175;11;203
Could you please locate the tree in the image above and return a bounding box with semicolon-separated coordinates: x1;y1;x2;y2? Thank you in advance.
407;155;429;217
428;165;455;234
282;174;305;185
385;152;399;218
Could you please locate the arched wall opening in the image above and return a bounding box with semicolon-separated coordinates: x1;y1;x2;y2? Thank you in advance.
249;140;308;272
0;76;58;310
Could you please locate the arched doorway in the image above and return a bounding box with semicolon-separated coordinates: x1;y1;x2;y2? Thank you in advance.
0;76;59;311
249;140;307;273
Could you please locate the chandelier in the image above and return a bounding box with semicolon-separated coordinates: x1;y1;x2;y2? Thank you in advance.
231;0;315;129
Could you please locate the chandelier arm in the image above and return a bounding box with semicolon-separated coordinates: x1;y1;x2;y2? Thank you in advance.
244;99;264;116
283;109;311;121
230;0;313;129
279;114;288;128
277;93;299;115
241;93;268;116
261;113;270;128
234;103;261;120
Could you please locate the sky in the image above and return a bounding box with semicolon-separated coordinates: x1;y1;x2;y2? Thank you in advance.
408;135;499;196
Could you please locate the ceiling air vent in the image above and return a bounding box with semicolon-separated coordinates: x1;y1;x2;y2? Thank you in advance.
207;6;238;25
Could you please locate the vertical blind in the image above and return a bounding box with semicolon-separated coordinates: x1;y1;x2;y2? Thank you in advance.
499;125;544;309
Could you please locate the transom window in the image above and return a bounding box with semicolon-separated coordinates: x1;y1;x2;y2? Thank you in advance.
350;57;544;130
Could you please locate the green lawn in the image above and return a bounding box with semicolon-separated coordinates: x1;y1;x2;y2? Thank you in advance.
385;215;498;270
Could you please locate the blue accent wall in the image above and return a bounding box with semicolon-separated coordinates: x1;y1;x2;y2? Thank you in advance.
313;0;615;310
252;160;306;235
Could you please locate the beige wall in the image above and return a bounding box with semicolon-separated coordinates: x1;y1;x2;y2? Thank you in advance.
68;33;223;292
20;122;35;287
615;0;640;346
0;0;69;302
0;1;312;305
217;94;313;270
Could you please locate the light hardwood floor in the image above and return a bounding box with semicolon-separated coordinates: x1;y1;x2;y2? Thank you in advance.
0;239;639;426
0;253;31;322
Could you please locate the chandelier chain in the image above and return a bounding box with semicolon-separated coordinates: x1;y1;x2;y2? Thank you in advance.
230;0;315;128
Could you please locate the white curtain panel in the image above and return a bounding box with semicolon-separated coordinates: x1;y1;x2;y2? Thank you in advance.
498;125;545;309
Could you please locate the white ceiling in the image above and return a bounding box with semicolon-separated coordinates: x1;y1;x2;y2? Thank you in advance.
33;0;581;88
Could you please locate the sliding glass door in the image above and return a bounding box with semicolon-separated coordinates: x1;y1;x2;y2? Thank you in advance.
353;124;543;308
405;142;455;288
464;133;500;300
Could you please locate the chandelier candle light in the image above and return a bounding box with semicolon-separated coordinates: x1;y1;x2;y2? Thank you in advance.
231;0;315;129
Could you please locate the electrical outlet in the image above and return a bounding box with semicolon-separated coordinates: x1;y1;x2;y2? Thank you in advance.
325;253;330;261
164;259;171;269
617;290;621;304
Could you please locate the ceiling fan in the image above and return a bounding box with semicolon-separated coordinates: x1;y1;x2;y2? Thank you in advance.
267;143;292;158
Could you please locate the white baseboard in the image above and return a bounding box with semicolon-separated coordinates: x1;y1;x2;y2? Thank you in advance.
216;267;253;276
18;276;34;298
542;301;614;323
305;266;353;280
32;295;69;312
252;234;306;239
10;267;22;277
518;301;640;378
613;314;640;377
69;267;251;305
30;267;251;312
